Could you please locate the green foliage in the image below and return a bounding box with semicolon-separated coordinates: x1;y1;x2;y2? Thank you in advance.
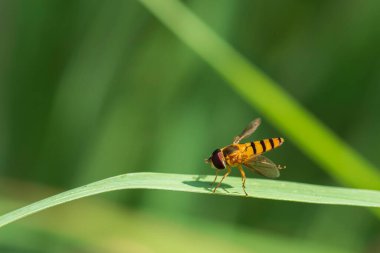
139;0;380;190
1;0;380;252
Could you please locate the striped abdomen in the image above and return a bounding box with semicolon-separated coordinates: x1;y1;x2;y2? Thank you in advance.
248;137;284;155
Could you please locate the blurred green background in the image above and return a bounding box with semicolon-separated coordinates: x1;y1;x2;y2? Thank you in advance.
1;0;380;252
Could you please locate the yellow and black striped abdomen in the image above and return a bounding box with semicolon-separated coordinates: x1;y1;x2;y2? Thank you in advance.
249;138;284;155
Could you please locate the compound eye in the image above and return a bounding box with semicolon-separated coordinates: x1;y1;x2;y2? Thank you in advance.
211;149;226;169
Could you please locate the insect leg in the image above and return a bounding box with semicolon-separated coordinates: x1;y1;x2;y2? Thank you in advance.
213;166;231;193
237;165;248;196
210;170;218;186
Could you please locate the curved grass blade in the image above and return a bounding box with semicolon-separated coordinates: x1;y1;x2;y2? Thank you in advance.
1;172;380;228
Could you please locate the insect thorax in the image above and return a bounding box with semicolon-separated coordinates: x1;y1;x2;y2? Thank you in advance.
222;145;244;166
222;145;240;157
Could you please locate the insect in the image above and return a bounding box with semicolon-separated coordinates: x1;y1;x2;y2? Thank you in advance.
205;118;285;196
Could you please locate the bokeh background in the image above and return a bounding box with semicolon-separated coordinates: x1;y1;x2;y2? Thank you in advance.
1;0;380;252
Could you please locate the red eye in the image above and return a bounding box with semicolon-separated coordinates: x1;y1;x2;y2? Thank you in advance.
211;149;225;169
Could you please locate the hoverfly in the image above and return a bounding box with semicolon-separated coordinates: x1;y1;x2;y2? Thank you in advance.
205;118;285;196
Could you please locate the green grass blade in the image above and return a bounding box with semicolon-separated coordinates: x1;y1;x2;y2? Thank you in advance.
1;172;380;228
138;0;380;190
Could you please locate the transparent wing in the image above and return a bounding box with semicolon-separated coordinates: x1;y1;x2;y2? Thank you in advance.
244;155;281;178
233;118;261;144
